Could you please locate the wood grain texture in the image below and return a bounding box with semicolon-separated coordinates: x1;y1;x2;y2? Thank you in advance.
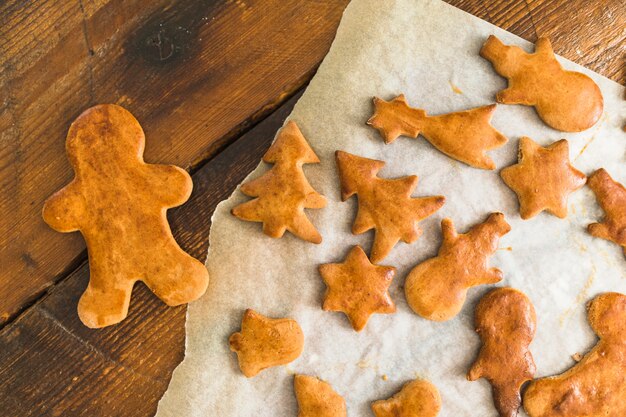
0;0;349;325
0;92;301;417
0;0;624;416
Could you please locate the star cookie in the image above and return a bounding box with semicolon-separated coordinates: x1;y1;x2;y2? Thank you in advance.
500;137;586;219
319;246;396;331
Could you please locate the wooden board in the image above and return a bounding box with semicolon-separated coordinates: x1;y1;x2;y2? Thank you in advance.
0;0;349;325
0;0;624;416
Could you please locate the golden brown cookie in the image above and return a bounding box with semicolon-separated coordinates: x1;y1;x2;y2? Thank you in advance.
587;168;626;256
523;292;626;417
231;121;327;243
42;104;209;329
319;245;396;331
229;309;304;377
405;213;511;321
294;374;347;417
371;379;442;417
500;137;586;219
367;95;507;170
467;288;536;417
480;35;603;132
335;150;445;263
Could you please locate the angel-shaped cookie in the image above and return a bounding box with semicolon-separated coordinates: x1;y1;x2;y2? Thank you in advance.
42;104;209;328
481;35;603;132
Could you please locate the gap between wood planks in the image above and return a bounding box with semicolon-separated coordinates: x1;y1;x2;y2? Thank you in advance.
0;86;306;332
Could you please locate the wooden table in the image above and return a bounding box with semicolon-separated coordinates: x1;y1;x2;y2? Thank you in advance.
0;1;623;415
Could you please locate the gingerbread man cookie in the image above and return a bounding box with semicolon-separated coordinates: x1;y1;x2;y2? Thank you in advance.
335;151;445;263
42;104;209;328
367;95;507;170
371;379;441;417
480;35;603;132
500;137;586;219
523;292;626;417
294;375;347;417
319;246;396;331
468;288;536;417
587;168;626;256
405;213;511;321
231;121;326;243
229;309;304;377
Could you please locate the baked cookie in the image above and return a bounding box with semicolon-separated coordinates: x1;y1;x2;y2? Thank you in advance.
294;375;347;417
587;168;626;256
319;246;396;331
523;292;626;417
335;150;445;263
480;35;603;132
367;94;507;170
42;104;209;328
231;121;326;243
500;137;586;219
468;288;536;417
229;309;304;377
405;213;511;321
371;379;441;417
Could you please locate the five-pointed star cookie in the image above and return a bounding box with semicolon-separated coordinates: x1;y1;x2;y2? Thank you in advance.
319;246;396;331
500;137;586;219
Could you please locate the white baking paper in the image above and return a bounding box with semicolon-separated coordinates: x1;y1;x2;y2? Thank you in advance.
156;0;626;416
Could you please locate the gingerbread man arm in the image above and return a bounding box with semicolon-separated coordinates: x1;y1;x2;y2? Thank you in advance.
144;164;193;208
42;181;85;232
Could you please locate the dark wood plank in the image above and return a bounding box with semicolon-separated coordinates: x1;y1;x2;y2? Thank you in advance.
0;0;349;325
0;91;302;417
449;0;626;81
0;1;624;416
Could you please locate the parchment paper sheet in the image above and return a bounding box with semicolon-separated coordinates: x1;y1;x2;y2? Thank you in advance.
156;0;625;415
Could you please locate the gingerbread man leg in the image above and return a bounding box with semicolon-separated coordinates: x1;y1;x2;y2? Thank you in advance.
78;267;133;328
143;244;209;306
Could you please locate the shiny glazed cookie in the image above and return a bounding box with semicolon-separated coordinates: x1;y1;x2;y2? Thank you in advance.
500;137;586;219
523;292;626;417
480;35;603;132
468;288;536;417
231;121;327;243
319;246;396;331
42;104;209;328
405;213;511;321
587;168;626;256
367;94;507;169
229;309;304;377
335;150;445;263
